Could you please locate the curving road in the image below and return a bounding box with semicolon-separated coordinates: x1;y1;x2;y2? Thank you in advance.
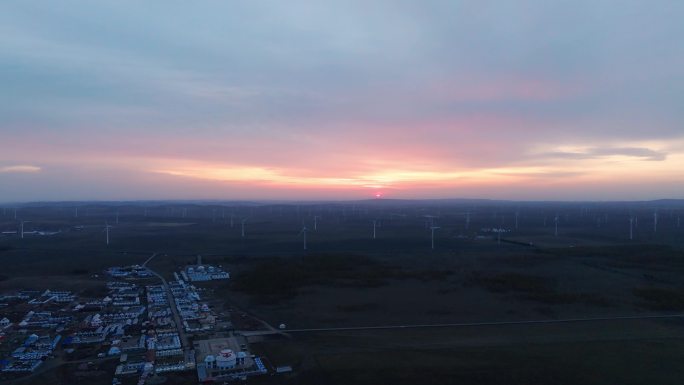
140;252;187;347
141;252;158;267
146;267;190;349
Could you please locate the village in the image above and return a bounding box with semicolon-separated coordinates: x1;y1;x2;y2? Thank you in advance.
0;256;289;385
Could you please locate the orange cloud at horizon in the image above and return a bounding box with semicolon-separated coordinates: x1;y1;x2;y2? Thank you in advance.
2;125;683;201
148;149;684;195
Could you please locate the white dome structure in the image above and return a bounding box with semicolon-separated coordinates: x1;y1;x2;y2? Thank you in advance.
216;349;236;369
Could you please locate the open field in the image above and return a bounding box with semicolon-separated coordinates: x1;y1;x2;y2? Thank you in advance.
1;199;683;383
250;318;684;384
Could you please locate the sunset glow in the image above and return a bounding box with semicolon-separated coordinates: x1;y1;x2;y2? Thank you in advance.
1;1;683;201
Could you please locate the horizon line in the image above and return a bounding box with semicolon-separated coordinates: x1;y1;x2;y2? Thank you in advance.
2;197;684;206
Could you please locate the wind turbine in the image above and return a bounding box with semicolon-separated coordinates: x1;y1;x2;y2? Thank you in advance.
103;222;112;245
629;216;634;240
424;215;437;229
372;220;378;239
313;216;320;231
554;214;559;237
430;226;440;250
298;226;308;250
241;218;247;238
653;210;658;233
20;220;31;239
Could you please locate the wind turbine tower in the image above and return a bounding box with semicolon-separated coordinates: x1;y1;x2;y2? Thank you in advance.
372;220;377;239
554;214;559;237
629;217;634;240
653;211;658;233
299;226;308;250
20;220;31;239
314;216;320;231
104;222;112;246
241;219;247;238
430;226;440;250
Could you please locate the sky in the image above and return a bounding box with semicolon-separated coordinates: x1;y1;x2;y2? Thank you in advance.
1;1;683;202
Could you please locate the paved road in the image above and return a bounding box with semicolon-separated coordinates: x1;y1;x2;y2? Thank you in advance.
283;313;684;333
146;267;190;349
240;330;282;337
141;252;158;267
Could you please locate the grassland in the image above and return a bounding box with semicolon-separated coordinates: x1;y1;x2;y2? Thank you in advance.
1;200;683;384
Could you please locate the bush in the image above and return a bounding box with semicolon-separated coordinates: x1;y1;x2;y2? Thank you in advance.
633;287;684;311
475;272;551;294
232;260;309;297
472;272;609;306
524;292;610;306
231;254;391;300
337;303;379;312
